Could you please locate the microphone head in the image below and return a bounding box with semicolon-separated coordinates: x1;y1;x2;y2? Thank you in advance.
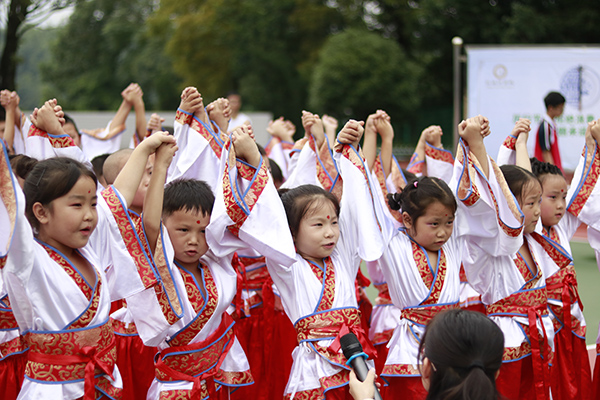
340;332;364;360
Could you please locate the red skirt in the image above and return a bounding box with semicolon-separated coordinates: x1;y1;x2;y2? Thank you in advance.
496;356;537;400
550;329;591;400
231;304;296;400
115;334;156;400
0;351;27;400
593;351;600;400
382;376;427;400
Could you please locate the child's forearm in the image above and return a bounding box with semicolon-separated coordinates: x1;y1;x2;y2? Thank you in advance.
143;162;167;253
133;99;147;143
380;137;393;177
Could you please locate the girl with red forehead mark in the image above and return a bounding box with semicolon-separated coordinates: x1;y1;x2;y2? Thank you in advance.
497;118;600;400
208;117;387;400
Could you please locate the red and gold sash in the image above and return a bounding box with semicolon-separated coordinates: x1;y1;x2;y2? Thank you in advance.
168;264;218;348
155;313;252;400
486;286;551;400
0;295;27;360
546;265;584;338
26;321;118;400
190;115;226;159
568;143;600;217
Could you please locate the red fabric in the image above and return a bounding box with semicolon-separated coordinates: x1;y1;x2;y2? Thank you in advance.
461;302;486;314
382;376;427;400
115;334;156;400
373;342;389;376
496;356;536;400
593;354;600;400
551;329;592;400
0;351;27;400
324;384;354;400
231;305;296;400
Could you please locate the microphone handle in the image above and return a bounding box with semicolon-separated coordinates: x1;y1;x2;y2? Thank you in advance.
349;358;383;400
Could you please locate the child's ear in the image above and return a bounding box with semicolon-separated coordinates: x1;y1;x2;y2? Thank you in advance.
32;202;50;225
402;211;412;229
421;357;433;392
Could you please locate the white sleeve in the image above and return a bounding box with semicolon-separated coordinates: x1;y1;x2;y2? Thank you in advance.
80;120;126;161
206;142;297;268
496;135;517;166
333;144;386;263
25;124;91;168
450;139;524;258
424;142;454;183
167;109;224;193
566;141;600;231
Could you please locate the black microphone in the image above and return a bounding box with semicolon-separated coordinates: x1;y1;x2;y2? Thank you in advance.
340;332;383;400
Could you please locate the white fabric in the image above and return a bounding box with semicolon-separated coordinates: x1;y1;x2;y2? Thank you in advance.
80;120;125;161
208;141;384;395
450;145;555;351
0;162;121;399
167;113;223;192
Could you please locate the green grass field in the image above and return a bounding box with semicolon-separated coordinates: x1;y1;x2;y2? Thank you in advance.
572;240;600;345
362;240;600;344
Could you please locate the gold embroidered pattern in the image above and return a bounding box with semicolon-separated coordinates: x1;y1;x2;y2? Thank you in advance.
503;135;517;151
101;187;158;289
0;148;16;259
168;264;218;347
223;144;270;237
373;157;402;223
382;363;421;376
190;118;223;159
425;143;454;164
568;144;600;217
175;109;194;126
28;125;75;148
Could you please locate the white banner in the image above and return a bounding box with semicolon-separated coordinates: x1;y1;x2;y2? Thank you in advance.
466;46;600;171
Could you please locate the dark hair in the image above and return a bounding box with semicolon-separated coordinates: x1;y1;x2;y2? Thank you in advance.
402;168;417;184
9;154;38;181
280;184;340;238
387;176;457;223
24;157;97;229
256;143;267;157
499;165;539;203
91;153;111;179
163;178;214;218
63;114;80;135
530;157;563;185
544;92;565;109
269;158;283;185
419;309;504;400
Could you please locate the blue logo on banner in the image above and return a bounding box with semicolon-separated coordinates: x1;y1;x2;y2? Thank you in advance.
560;65;600;109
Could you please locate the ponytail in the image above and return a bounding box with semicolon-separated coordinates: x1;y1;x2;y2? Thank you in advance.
419;309;503;400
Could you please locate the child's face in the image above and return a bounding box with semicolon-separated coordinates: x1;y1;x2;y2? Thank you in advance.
519;180;543;234
403;201;454;253
294;200;339;265
131;155;154;210
540;174;567;228
163;208;210;269
37;176;98;254
64;122;81;148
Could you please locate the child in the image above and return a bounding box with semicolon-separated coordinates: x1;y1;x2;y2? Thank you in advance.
534;91;565;170
207;118;386;399
453;117;557;400
121;128;254;399
348;309;505;400
499;118;599;400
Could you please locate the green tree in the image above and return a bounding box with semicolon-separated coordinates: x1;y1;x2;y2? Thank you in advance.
309;28;422;125
42;0;181;110
0;0;73;90
151;0;345;124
